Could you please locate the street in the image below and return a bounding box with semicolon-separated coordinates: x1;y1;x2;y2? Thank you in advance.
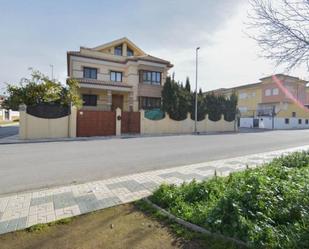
0;129;309;195
0;126;18;139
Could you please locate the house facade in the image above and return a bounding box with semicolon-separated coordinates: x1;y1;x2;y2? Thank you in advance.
209;74;309;129
67;37;173;112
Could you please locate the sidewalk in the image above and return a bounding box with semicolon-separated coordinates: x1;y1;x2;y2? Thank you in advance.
0;145;308;235
0;131;236;145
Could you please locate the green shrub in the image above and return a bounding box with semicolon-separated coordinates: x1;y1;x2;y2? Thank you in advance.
151;151;309;249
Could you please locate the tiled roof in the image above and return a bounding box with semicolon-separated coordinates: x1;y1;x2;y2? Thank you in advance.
67;51;173;67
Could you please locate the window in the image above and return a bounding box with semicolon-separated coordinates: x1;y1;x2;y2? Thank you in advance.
82;94;97;106
127;48;134;56
110;71;122;82
265;89;271;96
306;119;309;124
139;97;161;109
285;118;289;124
272;88;279;95
83;67;97;79
140;70;161;85
238;107;248;113
292;112;296;117
114;45;122;56
239;93;247;99
299;119;302;124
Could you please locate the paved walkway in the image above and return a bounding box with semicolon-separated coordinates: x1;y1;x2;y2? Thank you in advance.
0;145;308;235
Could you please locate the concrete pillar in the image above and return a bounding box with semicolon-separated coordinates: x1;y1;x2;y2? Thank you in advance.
19;104;27;139
107;90;112;111
69;106;77;138
116;108;121;136
123;43;127;56
129;92;134;111
140;109;144;134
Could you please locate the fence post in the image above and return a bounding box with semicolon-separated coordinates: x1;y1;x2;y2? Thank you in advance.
116;108;121;136
19;104;27;139
140;109;144;134
69;106;77;138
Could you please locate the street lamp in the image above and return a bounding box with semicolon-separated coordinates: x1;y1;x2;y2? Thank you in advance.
194;47;200;134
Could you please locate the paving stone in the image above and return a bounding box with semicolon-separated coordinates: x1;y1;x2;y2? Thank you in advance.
106;180;146;192
159;172;205;181
97;196;122;209
226;160;242;165
0;220;9;234
196;165;216;171
30;195;53;206
142;181;159;191
53;192;76;209
16;217;27;230
75;193;98;214
248;156;264;160
216;166;233;172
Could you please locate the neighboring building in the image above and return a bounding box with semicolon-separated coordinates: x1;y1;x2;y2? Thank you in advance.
0;95;4;105
208;74;309;129
67;37;173;112
0;95;19;121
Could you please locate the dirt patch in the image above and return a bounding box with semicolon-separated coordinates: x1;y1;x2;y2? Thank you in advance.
0;204;204;249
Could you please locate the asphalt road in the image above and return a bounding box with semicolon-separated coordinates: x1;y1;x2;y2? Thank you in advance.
0;126;18;139
0;129;309;195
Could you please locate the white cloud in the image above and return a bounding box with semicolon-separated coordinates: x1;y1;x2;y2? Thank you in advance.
150;1;308;91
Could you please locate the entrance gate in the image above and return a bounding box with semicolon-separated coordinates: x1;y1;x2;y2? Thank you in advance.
121;111;140;134
77;110;116;137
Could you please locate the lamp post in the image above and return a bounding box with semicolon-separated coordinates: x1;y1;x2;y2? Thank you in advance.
194;47;200;134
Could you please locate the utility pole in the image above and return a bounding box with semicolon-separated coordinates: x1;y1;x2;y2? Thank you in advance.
194;47;200;134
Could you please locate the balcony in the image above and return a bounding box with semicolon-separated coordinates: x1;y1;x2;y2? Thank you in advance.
73;78;133;92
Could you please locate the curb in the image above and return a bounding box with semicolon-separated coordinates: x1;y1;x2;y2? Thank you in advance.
143;198;249;248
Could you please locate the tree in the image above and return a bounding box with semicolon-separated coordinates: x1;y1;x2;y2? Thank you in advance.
185;77;191;92
205;93;224;121
223;92;238;121
161;76;178;118
2;69;82;110
191;88;206;121
247;0;309;71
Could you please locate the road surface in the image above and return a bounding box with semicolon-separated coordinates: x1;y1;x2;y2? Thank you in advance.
0;129;309;195
0;125;18;139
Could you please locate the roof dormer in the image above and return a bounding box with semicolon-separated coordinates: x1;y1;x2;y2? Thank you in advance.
92;37;146;57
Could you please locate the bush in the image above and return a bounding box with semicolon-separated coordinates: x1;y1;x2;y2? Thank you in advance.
151;151;309;248
2;69;82;110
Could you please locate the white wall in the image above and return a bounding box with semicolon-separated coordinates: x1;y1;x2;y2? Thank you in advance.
239;118;254;128
0;109;19;121
240;116;309;129
258;117;273;129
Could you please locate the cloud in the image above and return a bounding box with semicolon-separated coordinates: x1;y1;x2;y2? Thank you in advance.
0;0;306;95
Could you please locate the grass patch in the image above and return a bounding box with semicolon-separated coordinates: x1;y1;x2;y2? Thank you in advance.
135;199;243;249
26;217;73;233
150;151;309;249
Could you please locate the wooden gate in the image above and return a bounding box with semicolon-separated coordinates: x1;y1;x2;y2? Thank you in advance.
77;110;116;137
121;111;140;134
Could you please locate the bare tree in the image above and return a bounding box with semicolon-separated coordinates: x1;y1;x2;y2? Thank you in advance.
247;0;309;71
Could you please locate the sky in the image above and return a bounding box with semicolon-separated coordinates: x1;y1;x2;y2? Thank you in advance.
0;0;308;94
